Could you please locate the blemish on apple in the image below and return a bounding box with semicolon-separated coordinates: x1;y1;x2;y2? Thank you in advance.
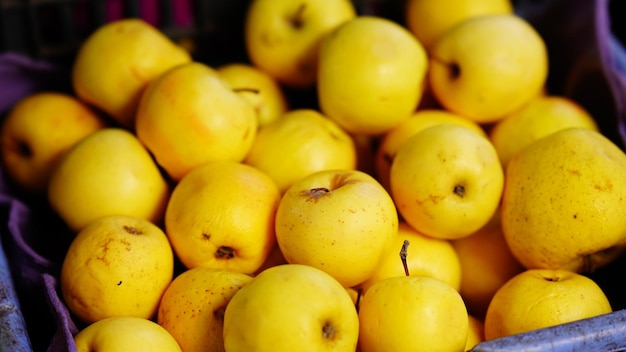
215;246;235;259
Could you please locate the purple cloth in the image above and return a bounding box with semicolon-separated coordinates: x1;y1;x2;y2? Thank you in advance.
0;0;625;350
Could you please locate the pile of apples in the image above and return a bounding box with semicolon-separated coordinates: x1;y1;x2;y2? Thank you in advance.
3;0;626;351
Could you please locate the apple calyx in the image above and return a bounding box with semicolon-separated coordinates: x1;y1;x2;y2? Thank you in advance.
322;321;337;340
431;56;461;80
290;3;307;29
215;246;236;259
400;239;410;276
453;184;466;198
123;226;142;235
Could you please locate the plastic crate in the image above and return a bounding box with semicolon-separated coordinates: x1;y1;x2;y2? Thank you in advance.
1;0;626;351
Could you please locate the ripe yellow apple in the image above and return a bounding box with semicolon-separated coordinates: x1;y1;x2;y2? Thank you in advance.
244;0;356;87
165;161;280;274
216;62;288;127
72;18;191;129
483;269;612;340
390;124;504;240
223;263;359;351
244;108;357;193
61;215;174;324
405;0;513;50
375;108;486;191
74;316;182;352
157;267;253;352
0;92;107;193
451;211;524;318
490;95;599;167
501;128;626;271
358;275;469;352
358;221;462;293
47;128;170;233
429;14;548;124
466;315;485;351
135;62;257;181
318;16;428;135
275;169;398;287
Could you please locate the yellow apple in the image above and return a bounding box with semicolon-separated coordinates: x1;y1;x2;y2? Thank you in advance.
501;128;626;271
244;0;356;87
375;108;487;191
74;316;182;352
216;62;289;127
72;18;191;129
390;124;504;240
61;215;174;324
244;108;357;193
490;95;599;167
358;221;462;293
0;92;107;193
275;169;398;288
429;14;548;124
165;161;280;274
135;62;257;181
483;269;612;340
358;275;469;352
47;128;170;233
223;263;359;351
451;211;524;318
405;0;513;50
317;16;429;135
157;267;253;352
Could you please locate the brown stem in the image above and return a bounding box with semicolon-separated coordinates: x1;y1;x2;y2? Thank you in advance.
400;239;410;276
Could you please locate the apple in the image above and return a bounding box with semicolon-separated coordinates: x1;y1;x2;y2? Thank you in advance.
216;62;289;128
489;94;599;167
72;18;191;129
275;168;398;288
429;14;548;124
390;124;504;240
73;316;182;352
164;161;281;275
405;0;513;51
484;269;612;340
244;108;357;193
135;62;258;181
501;128;626;271
244;0;356;88
0;92;107;194
317;16;428;135
223;263;359;351
47;128;170;233
358;275;469;352
375;108;487;192
157;267;253;352
61;215;174;324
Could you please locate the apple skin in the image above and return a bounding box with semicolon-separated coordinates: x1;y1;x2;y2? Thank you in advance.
275;169;398;288
0;92;107;194
318;16;428;135
390;124;504;240
72;18;191;129
47;128;171;233
135;62;257;181
429;14;548;124
244;0;356;88
73;316;182;352
223;264;359;352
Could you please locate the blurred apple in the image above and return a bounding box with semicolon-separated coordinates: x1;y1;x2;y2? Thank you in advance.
135;62;257;181
318;16;428;135
244;0;356;88
0;92;107;193
244;108;357;193
216;62;288;128
47;128;170;232
72;18;191;129
429;14;548;124
275;169;398;288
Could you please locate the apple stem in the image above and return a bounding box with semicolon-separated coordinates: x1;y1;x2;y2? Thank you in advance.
355;287;363;312
233;88;260;94
400;239;410;276
291;3;306;29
